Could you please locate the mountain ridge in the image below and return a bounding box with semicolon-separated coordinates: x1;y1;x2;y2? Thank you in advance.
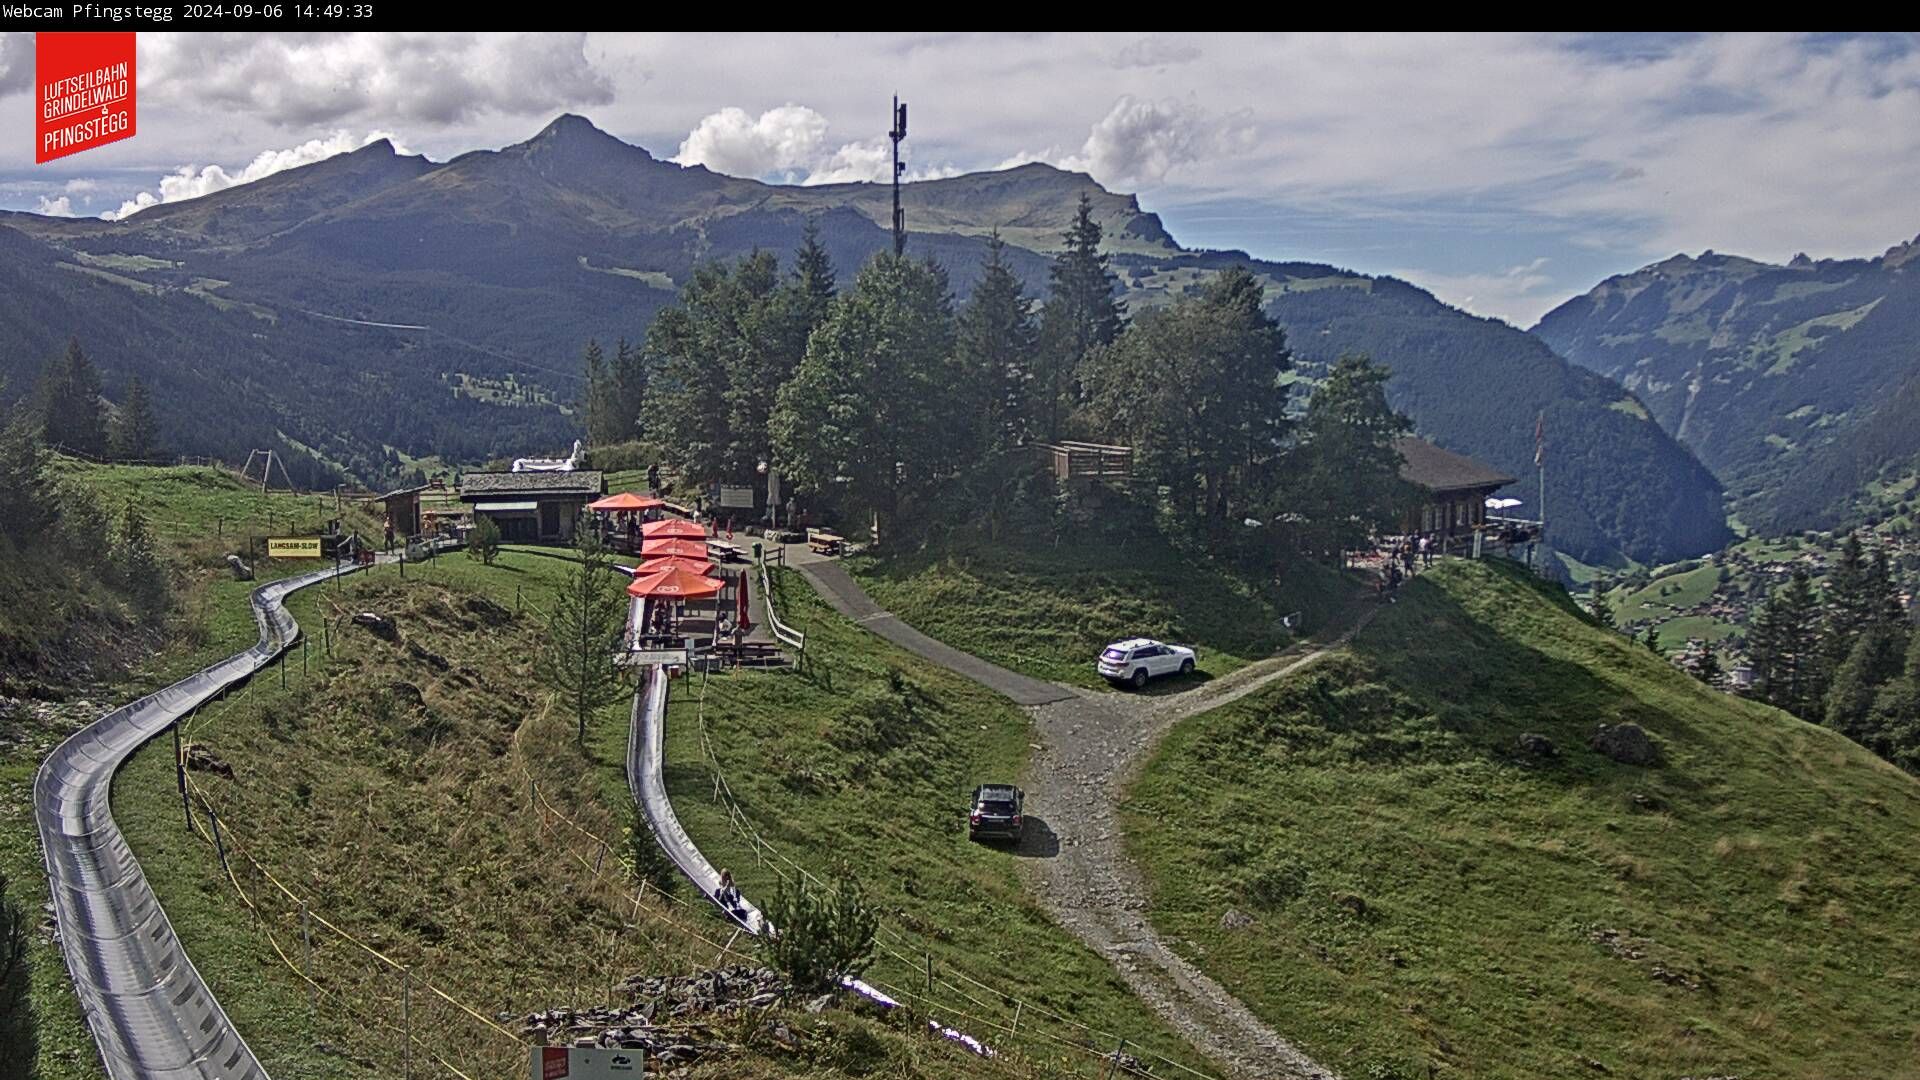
0;113;1726;564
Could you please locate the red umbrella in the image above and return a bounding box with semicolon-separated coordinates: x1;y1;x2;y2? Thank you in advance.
590;492;664;512
626;566;724;599
640;538;709;559
643;519;707;539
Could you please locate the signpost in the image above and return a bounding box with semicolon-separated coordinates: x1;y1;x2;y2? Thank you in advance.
716;484;755;510
529;1047;645;1079
267;537;322;558
618;648;691;668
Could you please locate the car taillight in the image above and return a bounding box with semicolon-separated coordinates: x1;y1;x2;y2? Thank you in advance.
1012;815;1022;826
970;812;981;823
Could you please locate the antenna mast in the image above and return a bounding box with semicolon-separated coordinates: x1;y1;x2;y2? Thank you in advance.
889;95;908;256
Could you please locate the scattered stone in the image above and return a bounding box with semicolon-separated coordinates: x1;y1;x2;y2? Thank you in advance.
351;612;397;641
225;554;254;581
182;744;235;780
1516;732;1557;758
804;993;835;1013
1219;908;1255;931
462;595;513;626
1589;723;1658;766
522;965;789;1063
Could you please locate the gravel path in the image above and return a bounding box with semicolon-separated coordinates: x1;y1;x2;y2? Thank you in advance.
797;552;1361;1079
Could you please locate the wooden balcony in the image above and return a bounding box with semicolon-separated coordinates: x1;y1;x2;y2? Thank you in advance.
1037;441;1133;481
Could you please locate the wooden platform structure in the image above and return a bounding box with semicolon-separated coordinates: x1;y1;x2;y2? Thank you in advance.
1037;441;1133;482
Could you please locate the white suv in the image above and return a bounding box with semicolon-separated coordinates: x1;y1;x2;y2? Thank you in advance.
1097;638;1197;689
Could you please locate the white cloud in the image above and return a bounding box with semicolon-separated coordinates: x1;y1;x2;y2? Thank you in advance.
1113;36;1203;70
0;32;28;98
671;104;830;176
136;32;612;128
103;130;406;220
1394;257;1559;327
35;195;74;217
672;104;962;185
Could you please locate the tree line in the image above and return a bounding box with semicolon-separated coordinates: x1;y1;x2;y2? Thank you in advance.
30;337;163;463
1744;533;1919;773
582;198;1416;560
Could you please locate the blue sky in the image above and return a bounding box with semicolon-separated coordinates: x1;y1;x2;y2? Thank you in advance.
1;32;1916;326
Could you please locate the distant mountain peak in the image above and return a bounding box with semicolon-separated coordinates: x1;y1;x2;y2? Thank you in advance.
1883;232;1920;270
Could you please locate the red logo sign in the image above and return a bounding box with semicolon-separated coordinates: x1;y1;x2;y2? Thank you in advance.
36;32;137;164
540;1047;569;1080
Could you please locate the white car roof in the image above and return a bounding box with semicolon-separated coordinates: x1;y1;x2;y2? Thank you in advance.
1106;638;1162;651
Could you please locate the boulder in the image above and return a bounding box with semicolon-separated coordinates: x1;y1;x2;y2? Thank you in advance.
1219;908;1255;931
1589;723;1658;766
225;554;254;581
183;744;235;780
352;612;397;641
1517;733;1558;758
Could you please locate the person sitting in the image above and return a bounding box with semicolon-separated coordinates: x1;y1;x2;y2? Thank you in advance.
716;868;739;908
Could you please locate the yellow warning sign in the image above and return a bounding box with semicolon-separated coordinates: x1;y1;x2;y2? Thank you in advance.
267;537;322;558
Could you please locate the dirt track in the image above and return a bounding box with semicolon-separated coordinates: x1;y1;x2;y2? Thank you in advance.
795;548;1355;1079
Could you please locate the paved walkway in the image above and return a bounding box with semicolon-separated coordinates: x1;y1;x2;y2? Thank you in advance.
784;549;1351;1079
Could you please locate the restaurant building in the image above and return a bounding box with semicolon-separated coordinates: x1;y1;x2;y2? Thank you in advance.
459;470;605;544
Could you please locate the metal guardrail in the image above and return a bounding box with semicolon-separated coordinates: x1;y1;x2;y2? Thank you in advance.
758;554;807;656
34;562;360;1080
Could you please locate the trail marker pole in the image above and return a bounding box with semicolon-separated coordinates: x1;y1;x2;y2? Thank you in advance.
925;952;933;994
402;967;413;1080
280;651;287;691
173;721;189;827
1104;1037;1126;1079
1011;1000;1021;1033
301;902;314;1019
207;807;228;875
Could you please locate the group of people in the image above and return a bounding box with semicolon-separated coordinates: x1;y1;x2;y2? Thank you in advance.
1374;534;1437;603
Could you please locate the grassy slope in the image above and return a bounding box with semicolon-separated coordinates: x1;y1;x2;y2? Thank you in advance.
849;524;1349;690
2;465;1007;1080
1;463;386;1078
581;568;1219;1077
1126;559;1920;1080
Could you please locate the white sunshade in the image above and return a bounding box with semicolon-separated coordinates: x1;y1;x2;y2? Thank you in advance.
1485;497;1524;510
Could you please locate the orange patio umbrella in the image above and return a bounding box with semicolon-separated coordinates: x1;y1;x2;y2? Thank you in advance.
641;555;715;576
590;492;664;512
640;537;709;559
625;565;724;599
642;519;707;539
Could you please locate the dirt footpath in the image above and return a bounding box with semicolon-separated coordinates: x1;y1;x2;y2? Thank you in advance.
1018;645;1352;1080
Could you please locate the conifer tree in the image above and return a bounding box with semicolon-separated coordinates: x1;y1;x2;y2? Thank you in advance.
40;337;106;457
535;534;628;743
0;872;35;1080
1748;567;1824;717
1034;194;1124;440
954;233;1038;454
109;375;162;462
792;217;838;333
1589;587;1616;629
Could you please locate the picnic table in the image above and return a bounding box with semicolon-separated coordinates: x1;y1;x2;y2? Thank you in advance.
806;529;845;557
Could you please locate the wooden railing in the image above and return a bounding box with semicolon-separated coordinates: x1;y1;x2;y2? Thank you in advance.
1036;440;1133;481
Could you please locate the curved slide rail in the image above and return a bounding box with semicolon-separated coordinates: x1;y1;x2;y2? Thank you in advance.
627;663;768;935
34;563;359;1080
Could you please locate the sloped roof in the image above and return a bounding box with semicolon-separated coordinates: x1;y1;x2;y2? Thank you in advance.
459;470;605;497
1394;437;1515;494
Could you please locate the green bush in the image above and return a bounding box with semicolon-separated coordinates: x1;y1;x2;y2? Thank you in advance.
467;515;501;565
762;870;878;994
623;807;679;898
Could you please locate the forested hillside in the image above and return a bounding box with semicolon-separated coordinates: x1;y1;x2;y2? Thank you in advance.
1534;238;1920;533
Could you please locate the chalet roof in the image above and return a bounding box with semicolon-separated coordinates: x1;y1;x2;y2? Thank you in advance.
459;470;605;498
1394;437;1516;494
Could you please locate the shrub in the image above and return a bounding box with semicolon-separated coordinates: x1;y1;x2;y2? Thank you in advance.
623;807;679;898
762;869;878;994
467;514;501;565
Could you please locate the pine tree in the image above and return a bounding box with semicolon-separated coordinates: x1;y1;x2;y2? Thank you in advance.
610;338;648;446
954;233;1038;454
1034;194;1125;440
582;339;613;446
535;534;628;743
1590;587;1616;629
40;337;106;457
761;868;878;993
1825;623;1909;742
109;375;162;462
792;217;838;333
1276;353;1412;558
771;253;956;541
0;400;52;548
116;499;170;620
0;872;36;1080
1695;647;1723;686
1749;568;1824;717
